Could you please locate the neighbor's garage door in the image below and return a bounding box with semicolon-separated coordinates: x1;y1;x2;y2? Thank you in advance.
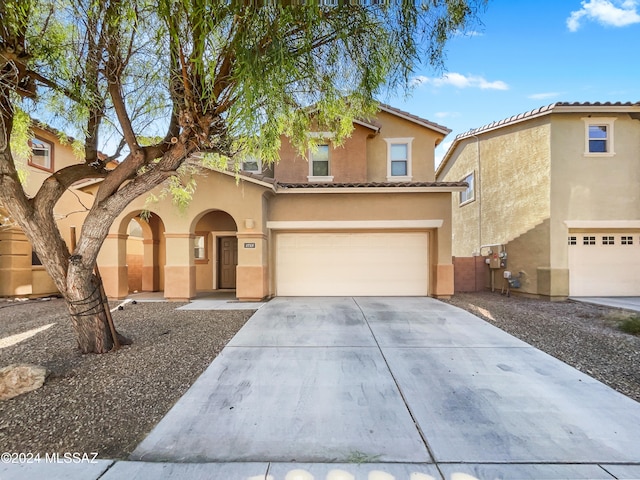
568;232;640;296
275;232;428;296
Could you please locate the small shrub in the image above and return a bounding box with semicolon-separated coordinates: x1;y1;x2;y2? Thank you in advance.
619;317;640;335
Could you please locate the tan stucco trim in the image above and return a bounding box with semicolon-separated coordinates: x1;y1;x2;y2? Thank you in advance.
276;186;466;194
163;233;194;239
237;232;268;240
267;220;444;230
106;233;128;240
565;220;640;229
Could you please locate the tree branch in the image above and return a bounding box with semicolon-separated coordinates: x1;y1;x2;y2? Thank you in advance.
33;163;108;214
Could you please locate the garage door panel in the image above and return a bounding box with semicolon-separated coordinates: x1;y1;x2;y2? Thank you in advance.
569;233;640;296
276;232;428;296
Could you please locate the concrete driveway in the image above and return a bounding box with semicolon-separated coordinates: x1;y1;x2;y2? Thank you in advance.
112;296;640;479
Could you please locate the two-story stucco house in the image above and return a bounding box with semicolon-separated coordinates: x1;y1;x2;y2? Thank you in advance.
0;124;95;297
98;104;464;301
436;102;640;298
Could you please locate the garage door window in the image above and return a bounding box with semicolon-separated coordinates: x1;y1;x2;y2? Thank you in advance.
583;236;595;245
602;236;615;245
568;236;577;245
622;236;634;245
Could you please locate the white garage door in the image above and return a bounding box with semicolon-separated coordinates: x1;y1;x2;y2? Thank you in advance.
275;232;428;296
568;232;640;296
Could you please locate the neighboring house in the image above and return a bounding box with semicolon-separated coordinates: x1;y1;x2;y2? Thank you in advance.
436;102;640;298
97;104;465;301
0;125;94;297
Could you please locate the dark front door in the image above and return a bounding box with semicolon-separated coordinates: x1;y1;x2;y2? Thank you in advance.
218;236;238;289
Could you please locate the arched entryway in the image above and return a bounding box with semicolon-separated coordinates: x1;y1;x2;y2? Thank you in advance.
124;213;166;294
193;210;238;292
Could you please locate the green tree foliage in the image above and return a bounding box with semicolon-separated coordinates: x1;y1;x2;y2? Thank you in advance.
0;0;487;353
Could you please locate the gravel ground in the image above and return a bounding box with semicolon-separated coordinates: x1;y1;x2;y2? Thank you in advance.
444;292;640;403
0;298;253;459
1;293;639;460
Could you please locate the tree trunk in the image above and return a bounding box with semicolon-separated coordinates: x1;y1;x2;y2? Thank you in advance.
64;272;129;354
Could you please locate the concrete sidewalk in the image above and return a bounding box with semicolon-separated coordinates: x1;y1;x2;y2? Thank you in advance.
3;297;640;479
571;296;640;313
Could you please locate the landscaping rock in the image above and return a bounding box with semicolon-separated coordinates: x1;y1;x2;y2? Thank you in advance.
0;363;48;400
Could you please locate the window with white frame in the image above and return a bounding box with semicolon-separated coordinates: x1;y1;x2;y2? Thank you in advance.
582;117;616;156
460;171;475;205
29;137;53;170
385;138;413;181
194;235;206;260
307;143;333;182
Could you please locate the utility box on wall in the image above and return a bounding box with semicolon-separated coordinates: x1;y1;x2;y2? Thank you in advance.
489;252;501;269
485;249;507;269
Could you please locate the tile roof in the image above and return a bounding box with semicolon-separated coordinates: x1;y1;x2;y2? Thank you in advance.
454;101;640;141
378;103;452;135
436;101;640;178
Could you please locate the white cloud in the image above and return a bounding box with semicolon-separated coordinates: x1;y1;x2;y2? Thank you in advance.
528;92;563;100
409;76;429;87
454;29;484;37
411;72;509;91
567;0;640;32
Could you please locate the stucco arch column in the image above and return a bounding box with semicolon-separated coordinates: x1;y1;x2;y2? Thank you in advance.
142;238;160;292
163;233;196;300
432;208;455;299
236;219;269;301
98;233;129;299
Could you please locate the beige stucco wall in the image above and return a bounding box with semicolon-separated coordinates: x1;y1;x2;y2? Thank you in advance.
439;118;552;296
441;109;640;298
0;127;93;297
549;113;640;270
367;111;441;183
274;124;371;183
273;110;444;184
104;170;272;300
436;137;481;257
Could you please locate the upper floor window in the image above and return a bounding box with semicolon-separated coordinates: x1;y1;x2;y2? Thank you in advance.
242;158;261;173
29;137;53;171
460;171;475;205
582;117;616;156
308;143;333;182
385;137;413;181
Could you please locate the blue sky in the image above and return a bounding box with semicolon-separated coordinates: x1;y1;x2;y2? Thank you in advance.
385;0;640;164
